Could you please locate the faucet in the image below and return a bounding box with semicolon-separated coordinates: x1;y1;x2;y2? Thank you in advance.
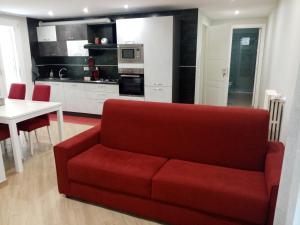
59;68;68;79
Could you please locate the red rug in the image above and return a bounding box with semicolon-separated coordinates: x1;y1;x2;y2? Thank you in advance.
50;114;101;126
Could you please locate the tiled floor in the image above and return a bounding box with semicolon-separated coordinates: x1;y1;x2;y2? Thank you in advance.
0;121;160;225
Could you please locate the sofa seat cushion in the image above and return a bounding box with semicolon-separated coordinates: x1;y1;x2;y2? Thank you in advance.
152;159;269;224
68;144;167;198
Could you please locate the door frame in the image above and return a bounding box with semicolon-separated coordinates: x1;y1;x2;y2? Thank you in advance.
228;24;266;108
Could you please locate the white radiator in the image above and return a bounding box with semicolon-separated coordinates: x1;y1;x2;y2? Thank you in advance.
264;90;286;141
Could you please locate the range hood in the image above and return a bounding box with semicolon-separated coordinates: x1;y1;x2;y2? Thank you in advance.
39;18;111;26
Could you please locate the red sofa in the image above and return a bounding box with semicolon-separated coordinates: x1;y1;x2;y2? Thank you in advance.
54;99;284;225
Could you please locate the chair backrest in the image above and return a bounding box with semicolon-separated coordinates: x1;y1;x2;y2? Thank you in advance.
101;99;270;171
8;83;26;100
32;84;51;102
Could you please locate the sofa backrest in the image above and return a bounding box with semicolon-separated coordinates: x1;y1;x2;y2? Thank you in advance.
101;99;269;171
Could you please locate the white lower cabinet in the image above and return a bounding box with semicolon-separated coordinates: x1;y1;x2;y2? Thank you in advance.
36;81;171;115
145;86;172;103
36;81;121;115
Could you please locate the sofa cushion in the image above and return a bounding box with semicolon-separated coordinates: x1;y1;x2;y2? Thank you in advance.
101;99;269;171
152;159;269;224
68;144;167;198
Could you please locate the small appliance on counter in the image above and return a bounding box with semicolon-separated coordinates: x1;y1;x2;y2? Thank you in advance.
91;67;100;81
87;56;100;81
118;68;144;96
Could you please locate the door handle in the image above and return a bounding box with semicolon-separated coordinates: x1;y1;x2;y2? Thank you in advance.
222;68;228;78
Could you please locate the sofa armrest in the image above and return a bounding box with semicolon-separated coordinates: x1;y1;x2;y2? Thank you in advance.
265;142;284;225
265;142;285;196
54;125;101;194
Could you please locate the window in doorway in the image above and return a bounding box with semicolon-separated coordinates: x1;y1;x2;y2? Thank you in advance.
0;25;21;95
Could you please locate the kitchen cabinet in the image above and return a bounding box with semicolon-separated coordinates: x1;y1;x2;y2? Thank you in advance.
145;86;172;103
116;19;145;44
56;24;88;41
116;16;173;102
63;83;84;113
35;81;65;109
37;26;57;42
35;81;120;115
66;40;89;56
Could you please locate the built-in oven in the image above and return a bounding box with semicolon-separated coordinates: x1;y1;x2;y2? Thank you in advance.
118;44;144;64
118;68;144;96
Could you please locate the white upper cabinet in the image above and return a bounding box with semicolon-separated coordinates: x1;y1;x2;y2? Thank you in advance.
67;40;89;56
37;26;57;42
116;18;146;44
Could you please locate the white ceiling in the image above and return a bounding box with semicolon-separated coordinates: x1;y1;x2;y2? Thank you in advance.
0;0;277;20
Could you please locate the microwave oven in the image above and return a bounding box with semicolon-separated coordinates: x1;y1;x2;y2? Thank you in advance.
118;44;144;64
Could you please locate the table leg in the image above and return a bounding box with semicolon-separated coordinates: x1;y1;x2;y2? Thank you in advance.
0;143;6;183
57;107;64;142
9;121;23;172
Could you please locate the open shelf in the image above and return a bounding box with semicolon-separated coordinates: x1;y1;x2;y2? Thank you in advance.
84;44;118;50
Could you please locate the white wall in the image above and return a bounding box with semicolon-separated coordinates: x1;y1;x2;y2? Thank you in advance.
259;0;300;224
274;64;300;225
260;0;300;141
0;14;33;98
211;17;268;26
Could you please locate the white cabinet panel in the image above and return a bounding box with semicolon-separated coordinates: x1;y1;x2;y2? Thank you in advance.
67;40;89;56
116;18;145;44
83;83;118;93
142;17;173;87
63;83;84;113
37;26;57;42
50;82;65;103
117;16;173;87
145;86;172;103
35;81;65;110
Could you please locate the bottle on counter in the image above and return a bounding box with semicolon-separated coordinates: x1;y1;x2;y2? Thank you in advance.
49;69;54;79
92;67;100;81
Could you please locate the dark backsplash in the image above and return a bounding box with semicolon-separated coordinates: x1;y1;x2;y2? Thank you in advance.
27;8;198;103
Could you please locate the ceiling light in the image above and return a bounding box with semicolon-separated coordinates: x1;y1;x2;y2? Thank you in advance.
83;7;89;13
234;10;240;15
48;10;53;16
124;4;129;9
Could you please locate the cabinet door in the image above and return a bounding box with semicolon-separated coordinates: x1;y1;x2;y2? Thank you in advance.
63;83;83;112
37;26;57;42
50;82;65;103
56;24;88;41
142;17;173;87
116;18;145;44
35;81;66;109
145;86;172;103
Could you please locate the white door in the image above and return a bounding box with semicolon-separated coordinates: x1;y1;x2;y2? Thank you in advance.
203;24;232;106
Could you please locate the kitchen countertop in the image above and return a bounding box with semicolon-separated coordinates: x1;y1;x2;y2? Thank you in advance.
35;78;119;85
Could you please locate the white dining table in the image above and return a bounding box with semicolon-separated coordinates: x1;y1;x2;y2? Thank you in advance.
0;99;64;183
